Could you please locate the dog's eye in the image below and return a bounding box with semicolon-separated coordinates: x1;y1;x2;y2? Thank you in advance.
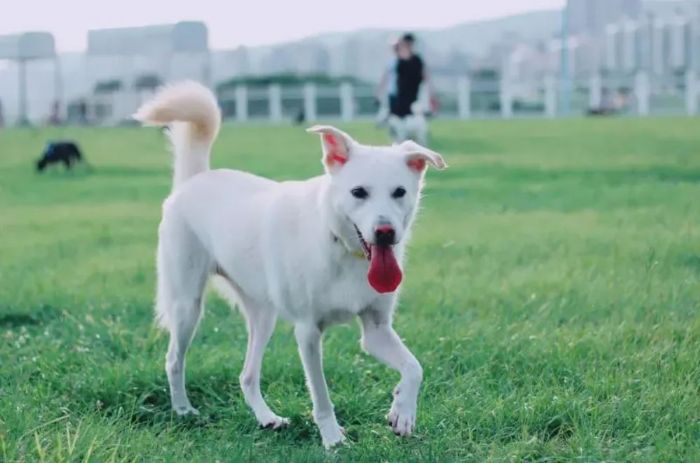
351;187;369;199
392;187;407;199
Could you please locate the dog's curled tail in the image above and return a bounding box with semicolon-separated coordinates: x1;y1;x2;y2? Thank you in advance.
134;81;221;189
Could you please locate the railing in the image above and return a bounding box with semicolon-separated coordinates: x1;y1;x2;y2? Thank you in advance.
214;73;699;122
216;83;378;123
81;73;700;126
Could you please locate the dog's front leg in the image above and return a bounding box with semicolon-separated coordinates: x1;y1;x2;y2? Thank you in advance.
294;323;345;449
360;310;423;437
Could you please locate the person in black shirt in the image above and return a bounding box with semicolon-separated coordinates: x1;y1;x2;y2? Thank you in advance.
391;33;433;119
379;33;436;145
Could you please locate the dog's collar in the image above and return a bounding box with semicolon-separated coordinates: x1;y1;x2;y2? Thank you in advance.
349;249;367;260
332;234;367;260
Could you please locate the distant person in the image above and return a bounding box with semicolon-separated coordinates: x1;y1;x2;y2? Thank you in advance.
77;100;89;125
48;100;62;126
294;108;305;125
392;33;434;118
385;33;436;146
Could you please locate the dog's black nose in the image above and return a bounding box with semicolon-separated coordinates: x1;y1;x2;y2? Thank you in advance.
375;226;396;247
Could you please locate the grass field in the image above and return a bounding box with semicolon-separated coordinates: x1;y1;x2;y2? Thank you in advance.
1;118;699;462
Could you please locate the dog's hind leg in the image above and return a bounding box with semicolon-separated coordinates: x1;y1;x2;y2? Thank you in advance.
212;276;289;429
156;214;210;415
213;276;288;429
237;298;289;429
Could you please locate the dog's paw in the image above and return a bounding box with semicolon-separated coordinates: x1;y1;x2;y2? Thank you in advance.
173;404;200;416
317;417;346;449
387;401;416;437
321;427;345;450
258;413;290;430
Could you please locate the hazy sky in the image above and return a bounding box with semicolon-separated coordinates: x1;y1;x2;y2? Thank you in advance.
2;0;565;51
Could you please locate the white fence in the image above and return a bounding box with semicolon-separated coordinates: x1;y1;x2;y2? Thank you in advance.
79;72;700;126
214;73;700;121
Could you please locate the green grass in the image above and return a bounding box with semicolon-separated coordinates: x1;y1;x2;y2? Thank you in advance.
1;118;699;462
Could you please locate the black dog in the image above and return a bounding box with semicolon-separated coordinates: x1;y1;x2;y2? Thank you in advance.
36;141;86;172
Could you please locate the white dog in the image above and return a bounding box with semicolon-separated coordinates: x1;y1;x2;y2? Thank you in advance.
388;101;429;146
134;81;446;448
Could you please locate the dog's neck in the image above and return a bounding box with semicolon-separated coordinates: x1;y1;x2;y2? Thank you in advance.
330;233;366;260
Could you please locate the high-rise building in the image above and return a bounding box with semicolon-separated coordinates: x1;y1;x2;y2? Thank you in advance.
568;0;643;36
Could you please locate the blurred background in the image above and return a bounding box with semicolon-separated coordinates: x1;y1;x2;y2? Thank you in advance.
1;0;700;127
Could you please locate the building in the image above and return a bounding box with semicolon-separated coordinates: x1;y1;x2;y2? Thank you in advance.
568;0;643;36
0;32;57;124
85;21;210;124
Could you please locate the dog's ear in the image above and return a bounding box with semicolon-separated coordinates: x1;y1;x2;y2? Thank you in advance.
307;125;355;173
400;140;448;173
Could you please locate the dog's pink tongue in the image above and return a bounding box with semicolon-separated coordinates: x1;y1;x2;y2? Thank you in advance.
368;245;402;294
